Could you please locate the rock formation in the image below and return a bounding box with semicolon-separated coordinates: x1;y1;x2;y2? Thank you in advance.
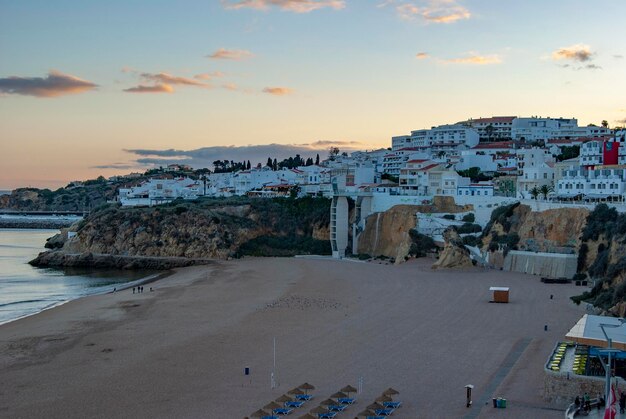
432;227;473;269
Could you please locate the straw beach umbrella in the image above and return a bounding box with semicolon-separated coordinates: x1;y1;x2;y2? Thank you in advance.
300;382;316;394
357;409;375;417
288;388;305;396
264;401;282;412
276;394;294;403
310;406;329;415
383;387;399;396
340;385;357;396
250;409;270;417
367;402;385;411
330;391;347;399
320;398;336;406
375;395;393;403
298;414;317;419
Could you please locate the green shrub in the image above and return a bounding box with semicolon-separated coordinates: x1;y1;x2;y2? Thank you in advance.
461;213;475;223
456;223;482;234
442;214;456;220
408;230;437;257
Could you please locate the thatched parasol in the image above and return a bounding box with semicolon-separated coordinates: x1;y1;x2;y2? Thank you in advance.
298;414;317;419
320;398;336;406
288;387;305;395
299;382;316;394
357;410;375;417
310;406;329;414
276;394;294;403
367;402;384;410
250;409;270;418
340;385;357;395
330;391;347;399
376;395;393;402
383;387;399;396
264;401;282;411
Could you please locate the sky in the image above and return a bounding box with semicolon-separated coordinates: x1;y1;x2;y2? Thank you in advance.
1;0;625;189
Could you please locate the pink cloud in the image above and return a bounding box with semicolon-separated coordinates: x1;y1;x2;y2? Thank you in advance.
207;48;254;60
222;0;345;13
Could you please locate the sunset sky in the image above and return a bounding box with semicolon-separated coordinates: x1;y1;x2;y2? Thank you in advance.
1;0;626;189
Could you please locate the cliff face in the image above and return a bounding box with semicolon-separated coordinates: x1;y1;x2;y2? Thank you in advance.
38;197;331;263
0;185;118;212
356;197;471;262
482;204;588;253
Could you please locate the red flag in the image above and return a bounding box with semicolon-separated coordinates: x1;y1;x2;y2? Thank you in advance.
605;383;617;419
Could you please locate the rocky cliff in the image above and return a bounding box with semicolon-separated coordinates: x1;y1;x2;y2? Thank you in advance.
0;183;118;212
356;196;471;263
32;197;331;267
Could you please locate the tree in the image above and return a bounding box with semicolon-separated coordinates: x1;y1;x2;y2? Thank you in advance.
246;160;251;170
485;124;495;141
315;154;320;165
272;158;278;171
328;147;340;161
602;120;609;128
539;184;553;200
266;157;273;168
556;145;580;162
529;186;540;200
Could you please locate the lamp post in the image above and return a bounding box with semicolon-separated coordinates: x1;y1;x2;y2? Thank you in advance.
599;319;626;414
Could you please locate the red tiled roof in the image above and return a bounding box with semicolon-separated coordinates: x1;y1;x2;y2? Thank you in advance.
417;164;439;172
407;159;429;163
498;167;517;171
472;141;514;150
461;116;516;125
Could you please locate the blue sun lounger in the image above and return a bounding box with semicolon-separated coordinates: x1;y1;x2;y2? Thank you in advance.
318;412;337;418
375;407;394;416
366;416;385;419
382;401;402;408
274;407;293;415
296;394;313;401
261;416;279;419
328;404;346;412
338;397;355;405
285;400;304;408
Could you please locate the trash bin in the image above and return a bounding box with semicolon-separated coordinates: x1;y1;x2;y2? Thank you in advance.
496;398;502;408
501;398;507;408
493;398;497;408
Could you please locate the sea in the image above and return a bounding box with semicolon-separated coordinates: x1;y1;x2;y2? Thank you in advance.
0;228;155;325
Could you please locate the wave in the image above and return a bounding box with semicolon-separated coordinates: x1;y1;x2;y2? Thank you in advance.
0;299;55;309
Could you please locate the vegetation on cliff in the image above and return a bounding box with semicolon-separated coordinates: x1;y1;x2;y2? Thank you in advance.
50;196;331;260
571;204;626;312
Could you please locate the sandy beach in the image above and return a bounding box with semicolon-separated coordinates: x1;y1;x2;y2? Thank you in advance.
0;257;585;418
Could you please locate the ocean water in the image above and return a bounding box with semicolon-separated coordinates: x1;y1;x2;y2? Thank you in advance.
0;229;154;325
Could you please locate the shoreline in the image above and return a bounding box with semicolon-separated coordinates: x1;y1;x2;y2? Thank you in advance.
0;270;173;328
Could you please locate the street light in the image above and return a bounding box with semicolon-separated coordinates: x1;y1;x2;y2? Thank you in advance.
598;319;626;414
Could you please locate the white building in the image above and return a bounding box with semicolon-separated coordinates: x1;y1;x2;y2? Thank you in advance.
457;182;495;198
382;148;428;176
579;138;626;168
460;116;516;141
556;166;626;201
398;160;438;195
118;177;201;206
233;168;297;196
391;124;480;157
511;117;610;142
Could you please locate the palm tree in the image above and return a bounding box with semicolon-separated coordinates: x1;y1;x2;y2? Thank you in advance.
529;186;540;200
539;184;553;200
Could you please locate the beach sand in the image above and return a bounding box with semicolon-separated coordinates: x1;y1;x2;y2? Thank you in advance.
0;257;585;418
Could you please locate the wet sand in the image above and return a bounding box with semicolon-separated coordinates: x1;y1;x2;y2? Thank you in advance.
0;257;585;418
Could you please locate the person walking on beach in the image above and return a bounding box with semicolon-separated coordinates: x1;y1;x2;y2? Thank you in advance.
620;392;625;413
575;395;580;410
583;392;590;411
133;287;135;294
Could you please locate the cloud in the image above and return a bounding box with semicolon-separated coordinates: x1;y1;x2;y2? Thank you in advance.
123;84;175;93
415;52;429;59
614;54;624;59
222;0;345;13
0;70;97;98
615;118;626;125
140;72;209;87
552;44;594;62
194;71;226;80
124;142;366;168
207;48;254;60
444;52;501;65
91;163;139;170
582;64;602;70
263;86;294;96
395;0;470;23
221;83;239;91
